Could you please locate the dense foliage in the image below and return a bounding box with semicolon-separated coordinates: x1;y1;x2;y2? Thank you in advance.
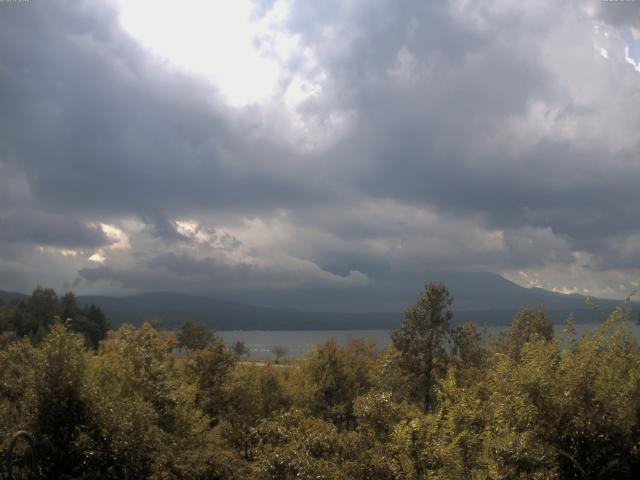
0;287;109;348
1;282;640;479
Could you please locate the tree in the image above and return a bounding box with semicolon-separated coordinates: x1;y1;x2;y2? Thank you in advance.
294;339;373;429
9;286;58;339
83;304;110;345
84;322;247;479
233;340;249;358
497;306;553;360
222;365;291;460
184;339;236;421
0;337;39;456
34;322;88;478
176;320;215;350
3;288;110;348
391;282;453;412
0;302;8;333
68;303;110;349
252;410;348;480
58;291;80;321
271;345;288;364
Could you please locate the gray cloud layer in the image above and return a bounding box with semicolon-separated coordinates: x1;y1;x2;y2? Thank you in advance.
1;0;640;302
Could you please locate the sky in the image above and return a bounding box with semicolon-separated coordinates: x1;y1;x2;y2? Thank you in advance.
2;0;640;308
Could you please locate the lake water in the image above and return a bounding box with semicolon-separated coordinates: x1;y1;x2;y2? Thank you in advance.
218;322;640;359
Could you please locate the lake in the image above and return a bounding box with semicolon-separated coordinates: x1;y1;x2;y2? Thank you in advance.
218;322;640;359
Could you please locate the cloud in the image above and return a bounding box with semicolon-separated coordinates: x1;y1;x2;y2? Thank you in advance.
588;0;640;29
0;211;113;248
1;0;640;301
77;220;369;292
79;255;369;291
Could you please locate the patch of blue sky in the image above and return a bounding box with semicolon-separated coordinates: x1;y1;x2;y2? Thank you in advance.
621;27;640;68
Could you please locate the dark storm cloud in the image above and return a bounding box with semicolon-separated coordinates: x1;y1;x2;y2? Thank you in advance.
78;253;270;291
276;0;640;264
140;214;191;242
78;249;369;292
592;1;640;29
1;0;640;298
0;211;111;248
0;0;328;221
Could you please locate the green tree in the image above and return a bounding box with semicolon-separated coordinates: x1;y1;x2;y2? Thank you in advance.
81;322;247;479
184;338;236;422
80;303;110;346
271;345;288;364
233;340;249;358
295;339;372;429
497;306;553;360
0;338;38;454
372;345;413;402
4;288;110;348
222;364;291;460
176;319;215;350
391;282;453;412
449;321;488;388
9;286;58;340
58;291;80;321
252;410;348;480
34;322;88;478
0;302;9;334
67;303;110;349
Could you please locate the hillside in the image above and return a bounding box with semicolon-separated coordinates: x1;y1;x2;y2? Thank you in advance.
76;292;397;330
0;290;28;306
76;273;637;329
2;273;636;330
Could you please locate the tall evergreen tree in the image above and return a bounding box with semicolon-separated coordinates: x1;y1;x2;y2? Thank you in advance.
391;282;453;412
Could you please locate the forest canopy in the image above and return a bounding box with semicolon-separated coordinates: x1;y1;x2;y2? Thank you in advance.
0;287;109;348
1;282;639;479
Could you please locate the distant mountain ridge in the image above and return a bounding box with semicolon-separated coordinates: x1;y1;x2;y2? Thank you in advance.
76;292;397;330
75;290;640;329
1;273;637;329
0;290;28;305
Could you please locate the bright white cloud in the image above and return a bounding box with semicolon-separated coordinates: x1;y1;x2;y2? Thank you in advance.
503;255;640;300
89;252;106;264
116;0;355;152
117;0;282;106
